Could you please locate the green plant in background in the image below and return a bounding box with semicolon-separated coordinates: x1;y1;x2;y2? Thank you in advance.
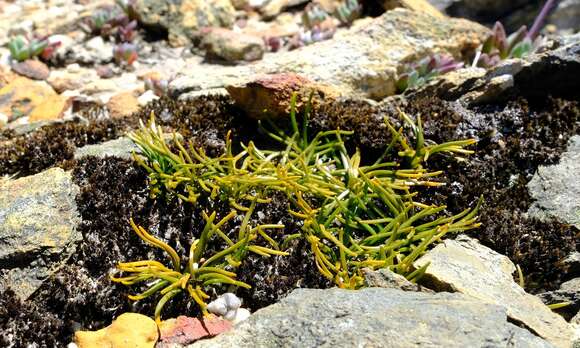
396;54;464;93
7;35;61;62
128;95;481;292
111;206;286;322
473;0;558;68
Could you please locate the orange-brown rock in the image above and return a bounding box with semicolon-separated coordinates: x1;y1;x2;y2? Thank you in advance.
106;91;141;119
226;73;339;119
0;77;65;122
382;0;445;18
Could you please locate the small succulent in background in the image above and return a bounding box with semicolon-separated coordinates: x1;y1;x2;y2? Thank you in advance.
116;0;139;21
396;54;464;93
144;75;172;96
473;0;558;68
81;3;138;43
114;42;138;66
334;0;362;26
7;35;61;62
302;3;330;30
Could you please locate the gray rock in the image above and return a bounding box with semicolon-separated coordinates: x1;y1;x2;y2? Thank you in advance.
362;267;433;292
189;287;553;348
547;0;580;32
528;136;580;229
134;0;236;47
170;9;489;100
414;236;574;348
538;278;580;321
0;168;81;300
74;137;139;160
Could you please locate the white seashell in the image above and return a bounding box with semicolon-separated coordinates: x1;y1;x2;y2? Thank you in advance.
222;292;242;310
206;297;228;316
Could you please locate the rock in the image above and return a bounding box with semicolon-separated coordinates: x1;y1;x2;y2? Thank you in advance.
138;89;159;106
201;28;265;62
0;76;59;122
538;278;580;321
189;287;553;347
563;252;580;275
11;60;50;80
134;0;236;47
74;137;140;161
382;0;445;18
430;0;530;24
0;168;81;300
28;94;72;122
226;73;339;118
260;0;309;19
106;91;141;118
69;36;114;65
461;73;514;104
362;268;433;292
171;9;489;100
414;236;575;348
157;315;232;347
231;308;251;325
548;0;580;32
74;313;158;348
527;136;580;229
207;293;244;322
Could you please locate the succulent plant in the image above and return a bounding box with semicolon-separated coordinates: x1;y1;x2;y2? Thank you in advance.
113;42;138;66
302;3;331;30
396;54;464;93
334;0;362;26
7;35;61;62
129;94;481;292
473;0;558;68
81;3;138;43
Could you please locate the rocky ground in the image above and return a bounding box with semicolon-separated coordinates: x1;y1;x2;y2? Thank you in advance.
0;0;578;347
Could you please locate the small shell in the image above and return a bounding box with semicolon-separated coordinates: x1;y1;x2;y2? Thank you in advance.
206;297;228;316
222;292;242;310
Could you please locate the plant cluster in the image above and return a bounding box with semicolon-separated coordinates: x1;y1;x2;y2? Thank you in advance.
473;0;557;68
80;0;139;67
266;0;362;52
120;95;481;318
111;206;286;323
396;54;464;93
7;35;61;62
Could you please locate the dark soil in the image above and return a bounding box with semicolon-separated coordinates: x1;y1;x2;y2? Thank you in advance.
0;92;578;346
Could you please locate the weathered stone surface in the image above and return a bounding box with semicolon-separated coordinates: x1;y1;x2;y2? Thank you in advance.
134;0;236;47
0;168;81;300
170;9;488;100
362;267;433;292
106;91;141;118
0;76;60;121
11;59;50;80
538;278;580;321
189;287;553;348
158;315;232;347
75;313;158;348
226;73;339;118
414;236;574;348
528;136;580;229
382;0;445;18
260;0;309;19
28;94;72;122
548;0;580;32
201;28;265;62
74;137;139;160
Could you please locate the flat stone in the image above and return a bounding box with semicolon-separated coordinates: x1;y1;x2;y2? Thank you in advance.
528;136;580;229
11;60;50;80
0;76;58;121
414;236;574;348
106;91;141;119
201;28;265;62
170;9;489;100
189;287;553;348
75;313;158;348
157;315;232;347
362;267;433;292
0;168;81;300
74;137;139;161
